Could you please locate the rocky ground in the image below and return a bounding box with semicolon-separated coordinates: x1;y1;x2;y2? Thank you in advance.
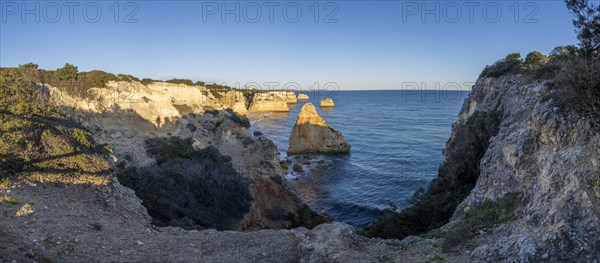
0;178;467;262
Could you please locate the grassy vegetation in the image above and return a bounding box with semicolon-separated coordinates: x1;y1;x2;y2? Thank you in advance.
3;196;19;205
0;178;10;188
440;193;520;251
0;66;112;185
117;137;253;230
363;111;501;240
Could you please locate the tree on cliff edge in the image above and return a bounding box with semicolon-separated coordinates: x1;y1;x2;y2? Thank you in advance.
565;0;600;123
566;0;600;56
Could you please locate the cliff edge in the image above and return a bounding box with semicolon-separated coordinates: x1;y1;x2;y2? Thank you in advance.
452;75;600;261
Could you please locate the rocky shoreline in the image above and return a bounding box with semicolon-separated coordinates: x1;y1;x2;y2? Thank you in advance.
2;70;599;262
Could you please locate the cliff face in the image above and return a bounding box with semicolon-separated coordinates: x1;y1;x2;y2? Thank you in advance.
449;75;600;261
213;90;248;115
248;92;290;112
45;81;324;231
271;91;298;104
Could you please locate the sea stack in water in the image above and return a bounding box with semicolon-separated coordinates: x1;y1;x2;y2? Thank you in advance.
288;103;350;155
297;93;309;100
320;98;335;107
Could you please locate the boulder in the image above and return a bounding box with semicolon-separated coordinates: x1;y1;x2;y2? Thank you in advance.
297;93;309;100
320;98;335;107
287;103;350;155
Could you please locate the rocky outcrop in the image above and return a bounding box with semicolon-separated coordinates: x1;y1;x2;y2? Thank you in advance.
288;103;350;155
45;81;323;231
445;75;600;262
213;90;248;115
297;93;309;100
269;91;297;104
47;81;242;128
248;92;290;112
319;98;335;107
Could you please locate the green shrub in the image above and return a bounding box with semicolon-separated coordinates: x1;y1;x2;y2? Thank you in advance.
4;196;19;205
206;83;235;99
141;78;156;85
523;51;549;69
55;63;78;81
363;110;501;239
480;53;523;78
166;78;194;86
80;70;120;88
440;192;521;251
0;178;10;188
117;74;140;82
118;137;253;230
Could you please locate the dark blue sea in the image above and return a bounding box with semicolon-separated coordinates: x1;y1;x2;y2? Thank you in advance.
251;90;469;227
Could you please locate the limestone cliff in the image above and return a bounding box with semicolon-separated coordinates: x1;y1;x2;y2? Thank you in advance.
45;81;323;231
213;90;248;115
269;91;297;104
248;92;290;112
446;75;600;261
288;103;350;155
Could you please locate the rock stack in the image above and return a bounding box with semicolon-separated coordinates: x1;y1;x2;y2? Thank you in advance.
287;103;350;155
320;98;335;107
297;93;309;100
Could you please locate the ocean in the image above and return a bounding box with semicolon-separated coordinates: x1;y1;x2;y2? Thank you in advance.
250;90;469;227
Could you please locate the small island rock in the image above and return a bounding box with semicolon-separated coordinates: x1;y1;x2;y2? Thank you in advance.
288;103;350;155
320;98;335;107
297;93;309;100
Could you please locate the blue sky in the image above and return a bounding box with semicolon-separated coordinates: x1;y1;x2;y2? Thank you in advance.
0;1;580;90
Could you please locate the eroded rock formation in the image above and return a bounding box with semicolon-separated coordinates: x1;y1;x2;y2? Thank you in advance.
213;90;248;115
297;93;309;100
288;103;350;155
248;92;290;112
270;91;297;104
450;76;600;262
319;98;335;107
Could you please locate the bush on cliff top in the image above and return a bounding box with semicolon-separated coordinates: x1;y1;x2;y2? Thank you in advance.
165;78;194;86
479;51;558;79
363;110;501;239
117;137;253;230
0;66;111;185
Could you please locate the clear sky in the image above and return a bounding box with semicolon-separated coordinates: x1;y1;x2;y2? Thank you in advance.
0;1;581;90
